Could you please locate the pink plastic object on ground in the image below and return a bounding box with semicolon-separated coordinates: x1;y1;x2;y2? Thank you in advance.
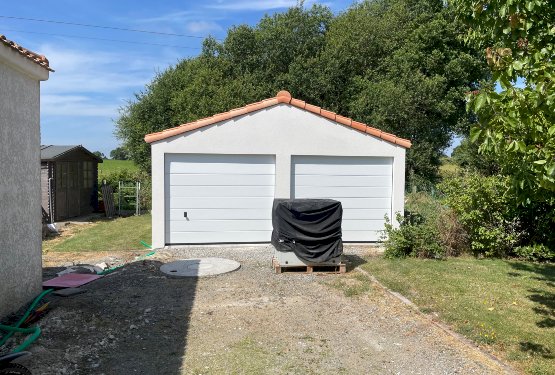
42;273;103;288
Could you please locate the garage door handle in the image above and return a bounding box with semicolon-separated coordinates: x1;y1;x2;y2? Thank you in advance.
183;212;188;218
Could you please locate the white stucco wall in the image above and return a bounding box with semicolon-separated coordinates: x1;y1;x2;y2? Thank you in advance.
150;104;406;248
0;47;49;318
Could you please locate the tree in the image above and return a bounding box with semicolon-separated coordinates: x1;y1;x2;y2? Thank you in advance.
110;146;130;160
451;137;500;176
116;1;487;184
93;151;106;159
450;0;555;205
322;0;486;185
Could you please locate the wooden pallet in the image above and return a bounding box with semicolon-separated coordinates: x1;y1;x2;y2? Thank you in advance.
272;257;346;274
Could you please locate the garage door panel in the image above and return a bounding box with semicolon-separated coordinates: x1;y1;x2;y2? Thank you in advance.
330;198;391;209
294;155;392;166
294;186;391;198
342;220;389;231
294;164;392;176
170;197;274;209
294;157;392;176
169;185;274;198
169;230;271;244
167;158;273;174
166;154;275;244
168;219;272;232
344;231;382;242
294;175;391;187
341;209;390;220
167;154;271;165
168;164;273;175
169;208;271;221
169;174;274;186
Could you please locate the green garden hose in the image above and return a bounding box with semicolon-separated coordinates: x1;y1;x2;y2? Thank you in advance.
0;289;53;353
98;241;155;275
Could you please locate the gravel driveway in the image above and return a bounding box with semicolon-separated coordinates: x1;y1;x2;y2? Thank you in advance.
24;246;511;374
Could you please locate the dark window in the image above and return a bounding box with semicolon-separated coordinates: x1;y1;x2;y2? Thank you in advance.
83;161;94;188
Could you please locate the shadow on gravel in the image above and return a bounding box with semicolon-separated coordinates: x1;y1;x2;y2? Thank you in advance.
34;259;198;375
343;254;367;272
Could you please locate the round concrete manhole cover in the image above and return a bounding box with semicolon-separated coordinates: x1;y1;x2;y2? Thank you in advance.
160;258;240;277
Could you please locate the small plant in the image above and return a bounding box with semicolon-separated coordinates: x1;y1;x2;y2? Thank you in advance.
514;244;554;262
475;323;497;345
383;212;444;259
382;193;468;259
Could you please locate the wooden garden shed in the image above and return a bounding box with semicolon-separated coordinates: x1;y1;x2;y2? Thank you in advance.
41;145;102;222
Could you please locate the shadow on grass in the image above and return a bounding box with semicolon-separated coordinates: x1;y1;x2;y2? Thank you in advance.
519;341;554;359
34;259;198;374
508;261;555;283
508;261;555;331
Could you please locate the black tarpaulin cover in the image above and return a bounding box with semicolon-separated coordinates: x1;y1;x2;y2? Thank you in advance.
271;199;343;263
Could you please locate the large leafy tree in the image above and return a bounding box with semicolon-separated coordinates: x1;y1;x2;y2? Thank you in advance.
450;0;555;205
116;1;486;183
321;0;486;185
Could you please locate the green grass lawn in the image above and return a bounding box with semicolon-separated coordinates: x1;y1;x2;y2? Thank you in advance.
98;159;138;176
362;257;555;375
43;214;151;252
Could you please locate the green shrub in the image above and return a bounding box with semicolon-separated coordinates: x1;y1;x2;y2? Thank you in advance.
514;244;554;262
382;193;468;259
439;173;519;257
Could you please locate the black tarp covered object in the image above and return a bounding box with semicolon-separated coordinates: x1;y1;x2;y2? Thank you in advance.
271;199;343;262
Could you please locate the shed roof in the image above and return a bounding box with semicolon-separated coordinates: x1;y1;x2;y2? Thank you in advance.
0;34;53;72
144;90;411;148
40;145;103;162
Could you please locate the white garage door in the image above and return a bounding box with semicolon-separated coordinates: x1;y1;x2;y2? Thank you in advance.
166;154;275;244
292;156;392;241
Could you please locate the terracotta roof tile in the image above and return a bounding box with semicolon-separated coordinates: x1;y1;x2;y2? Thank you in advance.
320;109;336;121
351;121;367;133
290;98;306;108
335;115;352;127
0;34;53;72
304;103;321;115
144;90;412;148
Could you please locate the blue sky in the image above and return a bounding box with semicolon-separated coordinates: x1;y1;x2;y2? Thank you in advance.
2;0;462;156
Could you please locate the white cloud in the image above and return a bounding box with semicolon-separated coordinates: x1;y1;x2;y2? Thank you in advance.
136;11;197;24
41;95;119;117
36;43;183;121
132;11;223;37
39;44;161;95
185;21;223;34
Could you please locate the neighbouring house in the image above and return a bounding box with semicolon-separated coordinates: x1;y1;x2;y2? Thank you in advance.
40;145;102;222
0;35;52;318
145;90;411;248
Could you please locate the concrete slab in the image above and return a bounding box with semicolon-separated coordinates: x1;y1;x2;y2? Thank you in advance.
159;258;240;277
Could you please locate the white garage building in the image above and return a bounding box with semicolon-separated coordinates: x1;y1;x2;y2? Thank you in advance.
145;91;411;248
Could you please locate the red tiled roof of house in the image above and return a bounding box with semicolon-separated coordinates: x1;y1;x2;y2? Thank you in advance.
144;90;412;148
0;34;53;72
